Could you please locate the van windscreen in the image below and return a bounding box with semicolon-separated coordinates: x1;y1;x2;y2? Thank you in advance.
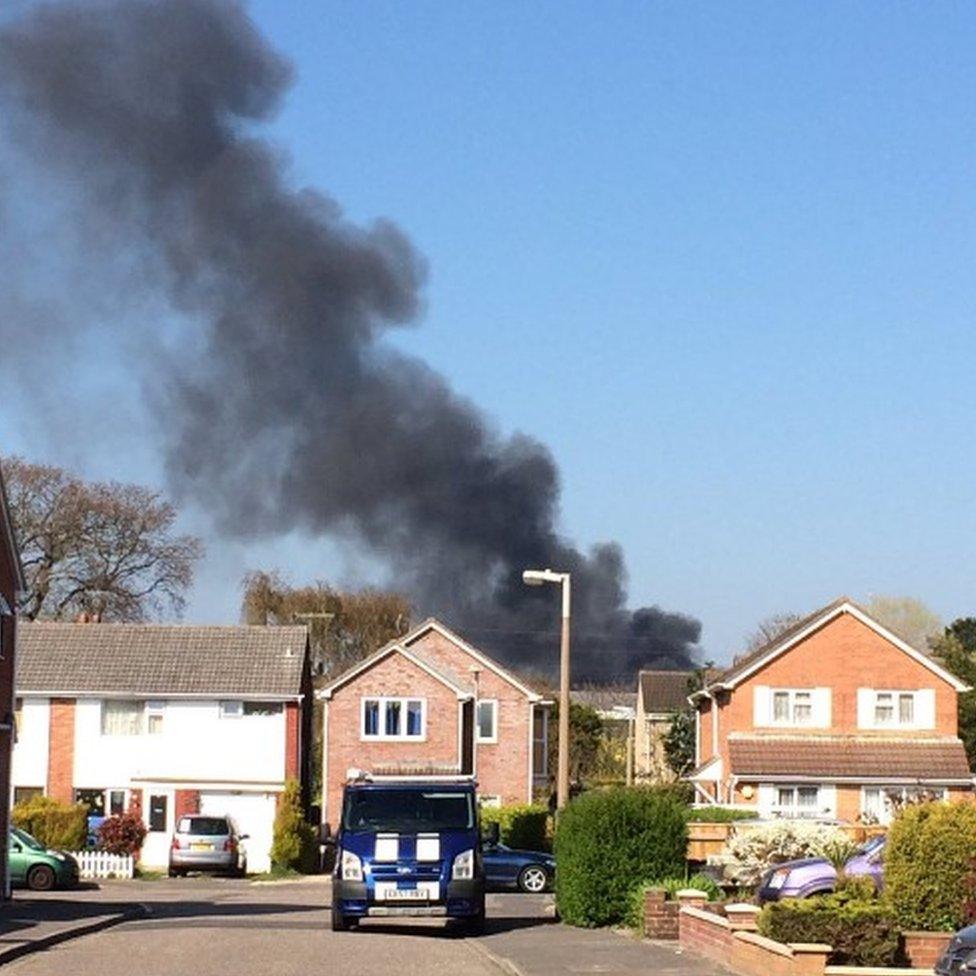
342;789;473;832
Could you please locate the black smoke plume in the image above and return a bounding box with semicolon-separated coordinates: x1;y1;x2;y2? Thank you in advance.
0;0;701;680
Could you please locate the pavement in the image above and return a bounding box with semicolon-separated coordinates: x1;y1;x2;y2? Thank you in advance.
0;876;729;976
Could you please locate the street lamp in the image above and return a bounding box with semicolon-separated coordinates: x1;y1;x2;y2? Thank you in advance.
522;568;571;811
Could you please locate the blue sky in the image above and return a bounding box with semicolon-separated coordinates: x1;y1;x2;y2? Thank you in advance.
4;1;976;664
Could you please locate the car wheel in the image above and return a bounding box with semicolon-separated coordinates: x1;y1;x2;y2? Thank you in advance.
517;865;549;893
237;857;247;879
331;902;357;932
27;865;56;892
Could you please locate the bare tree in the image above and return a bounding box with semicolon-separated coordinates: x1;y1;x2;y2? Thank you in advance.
3;457;202;621
242;570;411;676
744;611;804;653
864;595;942;651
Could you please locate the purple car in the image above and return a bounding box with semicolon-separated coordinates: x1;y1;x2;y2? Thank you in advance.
757;835;885;903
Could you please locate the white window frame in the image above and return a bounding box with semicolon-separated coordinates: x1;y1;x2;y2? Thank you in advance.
146;700;165;735
475;699;498;743
360;696;427;742
106;788;129;817
219;701;244;719
770;784;821;818
100;700;145;736
872;690;917;729
769;689;815;727
861;785;947;825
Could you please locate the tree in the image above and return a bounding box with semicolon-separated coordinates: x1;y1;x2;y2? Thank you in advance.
744;612;804;652
3;456;202;621
241;570;411;676
546;702;604;792
931;618;976;769
864;595;943;650
663;666;712;778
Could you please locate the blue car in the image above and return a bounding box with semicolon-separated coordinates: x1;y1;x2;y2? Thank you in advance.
482;840;555;893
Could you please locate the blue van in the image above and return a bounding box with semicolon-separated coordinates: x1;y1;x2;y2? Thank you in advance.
330;778;487;932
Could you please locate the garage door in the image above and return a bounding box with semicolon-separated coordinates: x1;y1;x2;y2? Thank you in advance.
199;791;277;873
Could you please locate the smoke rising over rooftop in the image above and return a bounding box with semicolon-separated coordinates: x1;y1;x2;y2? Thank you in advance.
0;0;701;680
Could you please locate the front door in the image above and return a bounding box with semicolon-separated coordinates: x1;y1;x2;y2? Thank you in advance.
140;789;175;869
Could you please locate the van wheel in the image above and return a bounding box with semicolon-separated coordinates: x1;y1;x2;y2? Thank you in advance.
27;865;56;892
463;899;486;935
331;903;357;932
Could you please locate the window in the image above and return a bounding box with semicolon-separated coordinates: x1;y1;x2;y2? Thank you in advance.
242;702;282;716
476;700;497;743
108;789;127;816
862;786;947;825
361;697;425;740
770;689;814;726
772;785;820;818
871;691;917;727
148;794;167;832
13;787;42;806
532;708;548;781
101;700;144;736
74;788;107;816
146;701;165;734
219;701;243;719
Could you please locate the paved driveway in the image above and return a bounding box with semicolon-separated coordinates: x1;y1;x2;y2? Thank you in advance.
4;877;726;976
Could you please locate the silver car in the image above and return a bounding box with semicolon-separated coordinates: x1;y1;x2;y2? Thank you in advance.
168;815;248;877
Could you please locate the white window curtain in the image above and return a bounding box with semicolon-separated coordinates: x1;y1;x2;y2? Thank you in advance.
101;700;144;735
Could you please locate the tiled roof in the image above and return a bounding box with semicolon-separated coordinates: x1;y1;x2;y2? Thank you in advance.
571;687;637;714
639;670;694;714
18;622;307;698
728;735;972;781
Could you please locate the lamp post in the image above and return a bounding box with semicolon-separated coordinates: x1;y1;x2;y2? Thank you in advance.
522;568;571;811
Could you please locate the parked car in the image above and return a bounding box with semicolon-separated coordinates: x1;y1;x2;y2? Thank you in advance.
757;835;885;903
935;924;976;975
168;815;248;878
8;827;80;891
482;840;555;893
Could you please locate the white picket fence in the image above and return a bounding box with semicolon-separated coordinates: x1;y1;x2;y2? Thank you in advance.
68;851;135;880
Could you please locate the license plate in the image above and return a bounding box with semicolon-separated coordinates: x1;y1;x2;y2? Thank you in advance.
190;843;213;851
387;888;427;901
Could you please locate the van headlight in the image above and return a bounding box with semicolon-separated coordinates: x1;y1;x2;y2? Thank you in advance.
452;848;474;881
340;849;363;881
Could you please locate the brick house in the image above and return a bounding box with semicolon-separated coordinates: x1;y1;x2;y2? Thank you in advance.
0;460;25;897
319;618;549;826
634;670;693;782
689;597;973;823
13;622;311;871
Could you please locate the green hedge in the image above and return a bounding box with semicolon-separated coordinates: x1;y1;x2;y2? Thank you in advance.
758;893;902;966
886;801;976;931
685;807;759;822
554;786;687;928
480;804;550;851
11;795;87;851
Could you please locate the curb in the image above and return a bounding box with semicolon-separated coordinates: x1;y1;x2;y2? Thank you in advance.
466;937;529;976
0;903;151;967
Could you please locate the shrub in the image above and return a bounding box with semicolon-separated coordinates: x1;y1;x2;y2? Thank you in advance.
554;786;687;928
11;795;87;851
480;804;550;851
624;874;723;930
271;779;317;873
725;820;850;887
685;807;759;823
759;893;901;966
886;800;976;931
97;813;148;856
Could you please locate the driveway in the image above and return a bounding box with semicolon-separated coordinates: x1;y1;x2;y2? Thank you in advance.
3;877;726;976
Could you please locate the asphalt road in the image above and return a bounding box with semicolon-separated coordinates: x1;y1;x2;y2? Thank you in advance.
4;878;548;976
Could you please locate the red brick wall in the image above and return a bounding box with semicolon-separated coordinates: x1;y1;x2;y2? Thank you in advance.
679;907;732;964
284;701;299;780
174;790;200;820
47;698;76;803
325;652;461;823
407;630;533;806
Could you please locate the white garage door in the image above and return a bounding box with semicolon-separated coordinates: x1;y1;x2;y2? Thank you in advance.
199;791;277;874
